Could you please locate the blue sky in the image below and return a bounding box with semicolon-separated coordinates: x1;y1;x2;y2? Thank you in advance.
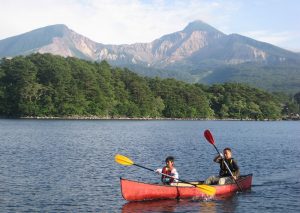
0;0;299;51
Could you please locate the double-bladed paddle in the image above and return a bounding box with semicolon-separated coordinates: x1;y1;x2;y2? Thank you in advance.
115;154;216;196
204;129;243;191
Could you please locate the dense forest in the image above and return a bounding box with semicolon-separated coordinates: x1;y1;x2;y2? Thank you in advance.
0;54;299;120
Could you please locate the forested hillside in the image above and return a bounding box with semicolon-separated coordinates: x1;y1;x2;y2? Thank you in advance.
0;54;297;120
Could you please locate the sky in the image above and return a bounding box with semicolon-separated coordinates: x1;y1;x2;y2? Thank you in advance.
1;0;299;51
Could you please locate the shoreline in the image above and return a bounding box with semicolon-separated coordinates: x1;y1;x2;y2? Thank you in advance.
1;116;297;121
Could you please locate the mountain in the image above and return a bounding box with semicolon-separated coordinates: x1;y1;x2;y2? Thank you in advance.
0;24;102;60
0;21;299;93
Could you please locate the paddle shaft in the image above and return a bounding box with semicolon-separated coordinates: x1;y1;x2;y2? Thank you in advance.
212;144;243;191
134;163;199;188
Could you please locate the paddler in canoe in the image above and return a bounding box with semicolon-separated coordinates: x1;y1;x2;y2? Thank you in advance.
155;156;179;185
204;147;240;185
204;129;244;191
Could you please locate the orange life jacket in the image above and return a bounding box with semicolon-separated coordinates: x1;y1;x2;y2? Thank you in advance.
161;166;174;184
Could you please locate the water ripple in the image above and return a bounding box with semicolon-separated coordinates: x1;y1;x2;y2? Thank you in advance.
0;119;299;212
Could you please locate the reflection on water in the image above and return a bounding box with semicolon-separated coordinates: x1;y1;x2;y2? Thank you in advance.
122;194;239;213
122;200;178;213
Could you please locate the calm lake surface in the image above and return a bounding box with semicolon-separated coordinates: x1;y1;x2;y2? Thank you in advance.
0;119;299;212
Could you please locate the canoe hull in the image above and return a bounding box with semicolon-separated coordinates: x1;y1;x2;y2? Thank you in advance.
120;174;252;201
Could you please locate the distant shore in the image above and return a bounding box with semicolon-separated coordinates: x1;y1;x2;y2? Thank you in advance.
1;116;297;121
22;116;225;121
0;114;299;121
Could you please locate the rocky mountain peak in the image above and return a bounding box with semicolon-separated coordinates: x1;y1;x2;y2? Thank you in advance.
25;24;70;39
183;20;224;35
0;24;72;57
0;21;299;93
1;21;299;74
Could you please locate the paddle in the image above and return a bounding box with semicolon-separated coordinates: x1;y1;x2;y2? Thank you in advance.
115;154;216;196
204;129;243;191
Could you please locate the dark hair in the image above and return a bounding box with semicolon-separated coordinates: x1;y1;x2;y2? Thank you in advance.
165;156;175;163
223;147;232;152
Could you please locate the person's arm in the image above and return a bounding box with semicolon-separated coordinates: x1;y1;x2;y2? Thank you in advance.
171;168;179;182
232;160;240;178
155;168;162;173
213;154;223;163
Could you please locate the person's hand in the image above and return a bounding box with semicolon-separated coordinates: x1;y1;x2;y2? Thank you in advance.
219;153;224;158
155;169;161;174
232;176;237;180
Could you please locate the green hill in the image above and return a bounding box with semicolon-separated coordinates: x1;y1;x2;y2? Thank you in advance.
0;53;296;119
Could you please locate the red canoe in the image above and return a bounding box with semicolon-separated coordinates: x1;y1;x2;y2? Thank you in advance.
120;174;252;201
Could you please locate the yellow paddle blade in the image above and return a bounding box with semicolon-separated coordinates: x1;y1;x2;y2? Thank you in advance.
115;154;134;166
196;184;216;196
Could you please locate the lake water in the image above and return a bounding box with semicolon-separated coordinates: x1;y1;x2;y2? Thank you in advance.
0;119;299;212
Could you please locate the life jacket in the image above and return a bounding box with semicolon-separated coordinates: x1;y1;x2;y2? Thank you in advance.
219;158;239;177
161;166;174;184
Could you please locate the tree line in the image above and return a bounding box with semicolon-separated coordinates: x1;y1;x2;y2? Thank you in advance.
0;53;299;120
